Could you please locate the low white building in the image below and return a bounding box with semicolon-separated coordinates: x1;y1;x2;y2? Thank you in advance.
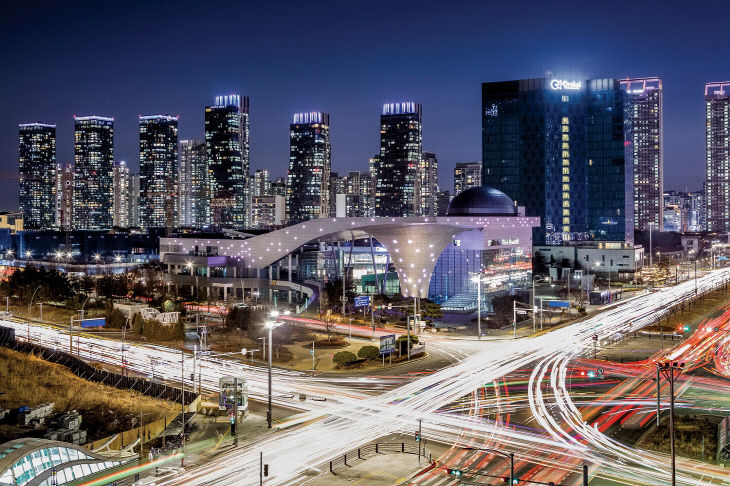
535;241;644;280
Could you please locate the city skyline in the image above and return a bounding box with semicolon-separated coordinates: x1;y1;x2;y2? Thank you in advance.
2;2;727;211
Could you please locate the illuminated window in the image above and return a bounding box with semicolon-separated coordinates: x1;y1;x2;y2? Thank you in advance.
563;200;570;207
562;184;570;191
562;142;570;150
561;95;569;102
562;159;570;166
563;209;570;216
562;167;570;175
563;225;571;232
562;134;569;141
562;151;570;158
562;192;570;199
561;117;569;124
562;126;569;133
562;176;570;183
563;217;570;224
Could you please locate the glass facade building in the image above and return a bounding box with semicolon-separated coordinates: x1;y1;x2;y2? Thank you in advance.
178;139;207;228
286;112;331;223
482;78;632;245
374;102;422;217
205;95;250;229
139;115;178;229
18;123;56;230
620;77;663;231
705;82;730;233
73;116;114;230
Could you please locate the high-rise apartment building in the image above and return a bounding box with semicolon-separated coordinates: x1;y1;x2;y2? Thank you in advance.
286;112;331;223
342;171;373;217
113;161;131;227
139;115;178;229
19;123;56;229
620;78;663;231
329;172;345;217
374;102;422;217
55;163;74;230
129;173;140;227
454;162;482;196
271;177;286;198
252;169;271;197
251;195;285;229
178;140;207;228
73;116;114;230
418;151;438;216
482;78;631;245
705;82;730;233
205;95;250;229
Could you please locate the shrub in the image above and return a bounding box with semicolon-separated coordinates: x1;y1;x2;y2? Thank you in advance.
358;345;380;360
332;351;358;368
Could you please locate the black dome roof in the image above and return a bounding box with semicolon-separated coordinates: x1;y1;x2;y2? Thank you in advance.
446;186;517;217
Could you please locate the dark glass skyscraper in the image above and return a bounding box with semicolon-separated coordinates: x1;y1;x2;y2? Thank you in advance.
620;77;663;231
286;112;331;223
73;116;114;230
705;82;730;233
139;115;178;229
374;102;422;217
19;123;56;229
205;94;250;229
179;139;207;229
482;78;632;245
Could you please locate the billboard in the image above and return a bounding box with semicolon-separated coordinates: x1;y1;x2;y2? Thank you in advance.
354;296;371;307
80;318;106;328
379;334;396;355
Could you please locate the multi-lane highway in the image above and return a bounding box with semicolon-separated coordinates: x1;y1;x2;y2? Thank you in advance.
5;267;730;485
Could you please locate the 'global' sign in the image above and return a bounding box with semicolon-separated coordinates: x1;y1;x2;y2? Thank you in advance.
550;79;582;90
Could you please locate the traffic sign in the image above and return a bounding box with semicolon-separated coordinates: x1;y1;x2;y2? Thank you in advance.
547;300;570;308
379;334;396;355
354;296;371;307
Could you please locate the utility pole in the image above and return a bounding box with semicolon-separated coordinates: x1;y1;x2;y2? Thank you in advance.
233;377;238;446
658;362;684;486
583;464;588;486
476;276;481;340
406;316;411;361
417;418;422;466
513;300;517;339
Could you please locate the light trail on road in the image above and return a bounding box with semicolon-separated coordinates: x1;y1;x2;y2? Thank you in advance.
5;268;730;485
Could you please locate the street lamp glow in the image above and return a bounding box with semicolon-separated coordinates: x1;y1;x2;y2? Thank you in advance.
65;252;72;258
24;250;32;258
93;253;101;261
114;255;122;262
55;251;62;259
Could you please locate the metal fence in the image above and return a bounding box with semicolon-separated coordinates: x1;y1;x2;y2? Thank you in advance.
0;326;198;406
328;442;427;473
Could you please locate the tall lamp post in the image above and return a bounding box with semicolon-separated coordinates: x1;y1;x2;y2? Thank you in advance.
656;361;685;486
531;276;550;332
265;310;289;428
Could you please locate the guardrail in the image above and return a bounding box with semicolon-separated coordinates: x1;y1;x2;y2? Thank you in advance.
328;442;428;473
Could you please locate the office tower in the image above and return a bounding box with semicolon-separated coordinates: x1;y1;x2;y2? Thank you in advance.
205;94;250;229
253;169;271;197
418;151;438;216
251;195;285;229
179;140;207;228
482;78;631;245
705;82;730;233
113;161;131;227
19;123;56;230
286;112;331;223
620;78;663;231
374;102;422;217
329;172;345;217
454;162;482;196
55;163;74;230
73;116;114;230
129;173;140;227
271;177;286;198
690;190;705;232
138;115;178;229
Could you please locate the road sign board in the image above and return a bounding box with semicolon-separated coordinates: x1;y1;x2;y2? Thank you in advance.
547;300;570;308
379;334;396;355
354;296;371;307
80;317;105;328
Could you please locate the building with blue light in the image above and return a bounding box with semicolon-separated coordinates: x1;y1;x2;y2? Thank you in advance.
482;78;632;245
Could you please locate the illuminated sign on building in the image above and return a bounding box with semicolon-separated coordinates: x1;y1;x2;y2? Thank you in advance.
550;79;582;90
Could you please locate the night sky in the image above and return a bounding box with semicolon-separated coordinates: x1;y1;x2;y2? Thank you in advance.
1;1;725;211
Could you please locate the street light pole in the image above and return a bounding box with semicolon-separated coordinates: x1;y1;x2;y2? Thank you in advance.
267;323;274;428
476;277;481;340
